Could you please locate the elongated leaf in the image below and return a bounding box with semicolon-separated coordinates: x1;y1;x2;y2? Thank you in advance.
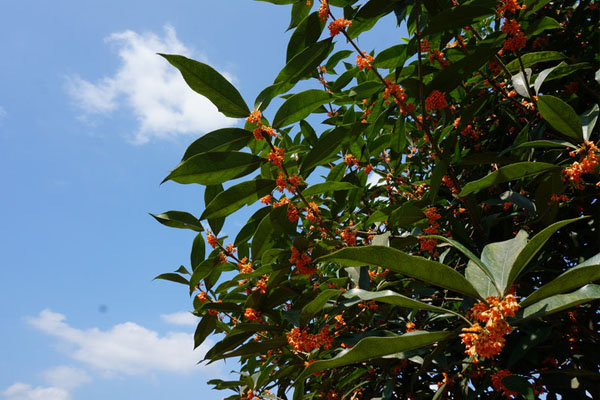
343;288;459;316
150;211;203;232
498;140;577;157
505;51;566;74
275;38;333;86
182;128;253;161
287;12;325;62
466;261;500;298
520;252;600;307
483;230;529;295
153;272;189;285
428;235;498;292
190;233;206;270
273;89;332;128
189;257;221;294
317;246;482;299
502;376;535;400
218;337;289;360
194;314;216;349
388;203;426;227
163;152;262;185
507;217;585;292
301;126;347;172
422;5;494;35
534;64;560;95
526;16;562;36
298;331;455;380
521;284;600;320
159;54;249;118
459;162;559;197
300;289;343;325
538;95;583;142
302;181;360;197
581;104;599;141
373;44;407;69
202;179;276;220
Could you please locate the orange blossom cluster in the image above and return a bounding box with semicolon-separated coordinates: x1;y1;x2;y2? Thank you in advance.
286;326;334;353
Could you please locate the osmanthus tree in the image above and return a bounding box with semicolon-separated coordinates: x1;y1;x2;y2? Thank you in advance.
152;0;600;398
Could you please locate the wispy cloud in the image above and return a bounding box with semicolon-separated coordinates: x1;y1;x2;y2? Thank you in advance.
160;311;198;326
2;383;70;400
26;309;216;376
42;366;91;391
66;25;236;144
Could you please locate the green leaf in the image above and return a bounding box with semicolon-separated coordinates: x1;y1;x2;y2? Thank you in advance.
150;211;204;232
428;235;498;293
301;181;360;197
235;207;271;246
288;0;310;30
521;284;600;320
525;16;562;36
537;95;584;141
163;152;262;185
520;252;600;307
297;331;455;380
191;233;206;270
194;314;216;349
498;140;577;157
317;246;482;299
507;217;585;293
581;104;599;141
301;126;347;172
189;258;221;294
483;230;529;295
373;44;407;69
287;12;325;62
505;52;566;74
422;5;494;35
202;179;277;220
218;337;289;360
205;184;225;235
459;162;559;197
343;288;461;316
159;54;249;118
273;89;332;128
275;38;333;86
153;272;189;285
502;376;535;400
388;203;425;227
325;50;354;72
181;128;253;161
300;289;343;325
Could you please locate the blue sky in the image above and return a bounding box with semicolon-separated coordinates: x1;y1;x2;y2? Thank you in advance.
0;1;399;399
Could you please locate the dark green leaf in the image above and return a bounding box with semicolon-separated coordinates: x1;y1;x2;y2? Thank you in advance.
300;289;343;325
507;217;585;293
423;5;495;35
388;203;425;227
302;181;360;196
275;38;333;86
287;12;325;62
538;95;583;141
202;179;277;220
298;331;455;379
521;253;600;307
374;44;407;69
525;16;562;36
521;284;600;320
159;54;249;118
191;233;206;270
301;126;347;172
150;211;204;232
505;51;566;74
273;89;332;128
502;376;535;400
581;104;599;142
181;128;253;161
459;162;559;197
343;288;460;316
163;152;262;185
194;314;216;349
153;273;189;285
317;246;482;299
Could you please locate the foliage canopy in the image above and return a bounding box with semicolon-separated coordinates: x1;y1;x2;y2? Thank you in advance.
154;0;600;398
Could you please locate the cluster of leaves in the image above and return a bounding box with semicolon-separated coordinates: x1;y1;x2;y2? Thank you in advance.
153;0;600;399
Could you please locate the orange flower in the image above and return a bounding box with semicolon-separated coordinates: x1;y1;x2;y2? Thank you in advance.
340;227;357;246
420;39;430;53
356;51;374;70
238;257;254;274
207;232;218;248
260;194;272;205
318;0;329;21
503;31;527;52
306;202;321;223
276;172;287;192
287;203;299;223
268;146;285;168
491;370;518;398
405;322;417;332
328;18;352;36
501;19;521;35
287;174;303;194
196;291;208;303
286;326;333;352
246;109;262;124
290;246;315;275
244;308;261;322
425;90;448;112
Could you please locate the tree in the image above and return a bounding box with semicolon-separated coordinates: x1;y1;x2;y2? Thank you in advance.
153;0;600;398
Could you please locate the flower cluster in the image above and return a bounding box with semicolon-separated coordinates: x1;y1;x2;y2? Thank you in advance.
318;0;329;21
460;295;519;360
425;90;448;112
562;141;598;189
502;19;527;52
491;369;518;399
290;246;315;276
419;207;442;253
268;146;285;169
286;326;333;352
328;18;352;36
244;308;262;322
356;51;373;70
246;109;277;141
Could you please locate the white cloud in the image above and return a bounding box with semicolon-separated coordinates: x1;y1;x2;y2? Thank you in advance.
66;25;236;144
42;366;91;391
2;383;69;400
27;309;216;376
160;311;198;326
